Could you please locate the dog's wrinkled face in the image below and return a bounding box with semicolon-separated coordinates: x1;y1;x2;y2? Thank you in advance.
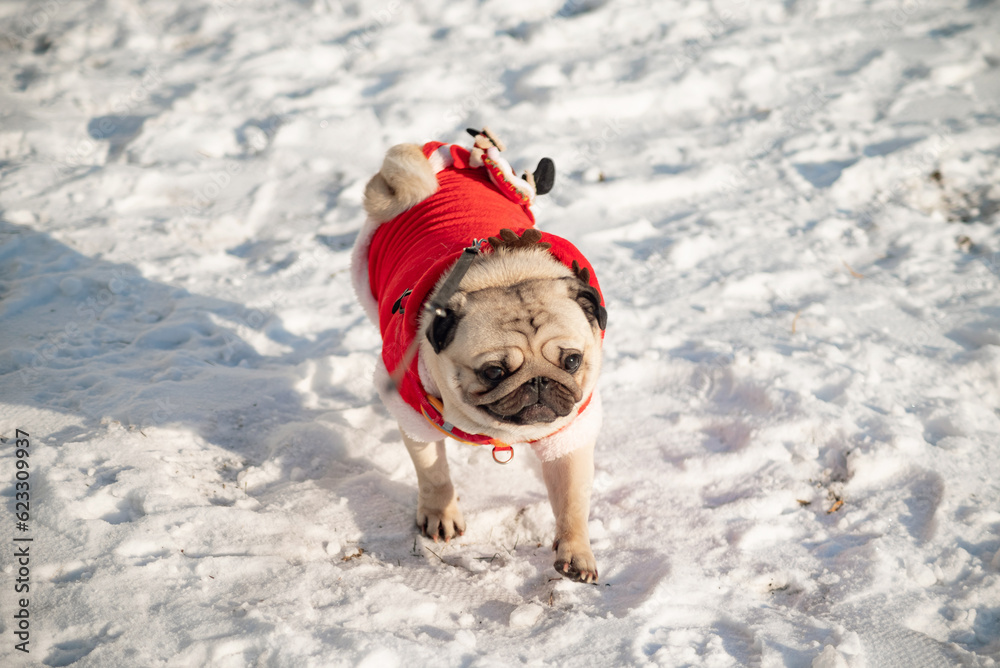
421;249;604;443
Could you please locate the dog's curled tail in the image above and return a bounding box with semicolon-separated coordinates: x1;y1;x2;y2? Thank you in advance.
363;143;438;223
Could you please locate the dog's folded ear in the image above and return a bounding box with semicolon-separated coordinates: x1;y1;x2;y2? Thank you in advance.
364;144;438;223
569;260;606;331
575;284;608;331
427;308;460;354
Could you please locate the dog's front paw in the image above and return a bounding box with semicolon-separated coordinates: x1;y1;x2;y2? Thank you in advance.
553;537;598;584
416;491;466;543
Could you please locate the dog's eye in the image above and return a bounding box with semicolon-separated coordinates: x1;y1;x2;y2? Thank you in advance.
564;354;583;373
480;365;506;382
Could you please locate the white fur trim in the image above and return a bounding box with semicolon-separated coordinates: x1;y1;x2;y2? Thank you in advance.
354;222;443;443
428;145;453;174
527;391;603;462
350;214;383;326
352;211;443;443
373;358;447;443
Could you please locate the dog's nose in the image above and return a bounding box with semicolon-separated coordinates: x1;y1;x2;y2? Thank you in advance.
530;377;549;389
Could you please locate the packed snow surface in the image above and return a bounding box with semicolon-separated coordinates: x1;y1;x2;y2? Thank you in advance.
1;0;999;666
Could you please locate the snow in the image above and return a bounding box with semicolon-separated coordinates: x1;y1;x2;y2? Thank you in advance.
1;0;999;666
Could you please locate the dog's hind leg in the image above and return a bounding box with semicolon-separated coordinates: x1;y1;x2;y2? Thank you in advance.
401;430;466;542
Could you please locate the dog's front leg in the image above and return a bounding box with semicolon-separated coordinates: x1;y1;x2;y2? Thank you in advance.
541;441;597;583
401;430;466;542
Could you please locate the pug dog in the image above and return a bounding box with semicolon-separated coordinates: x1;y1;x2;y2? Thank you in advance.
350;129;607;583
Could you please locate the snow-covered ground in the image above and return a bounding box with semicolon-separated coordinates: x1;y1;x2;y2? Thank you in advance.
2;0;999;665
